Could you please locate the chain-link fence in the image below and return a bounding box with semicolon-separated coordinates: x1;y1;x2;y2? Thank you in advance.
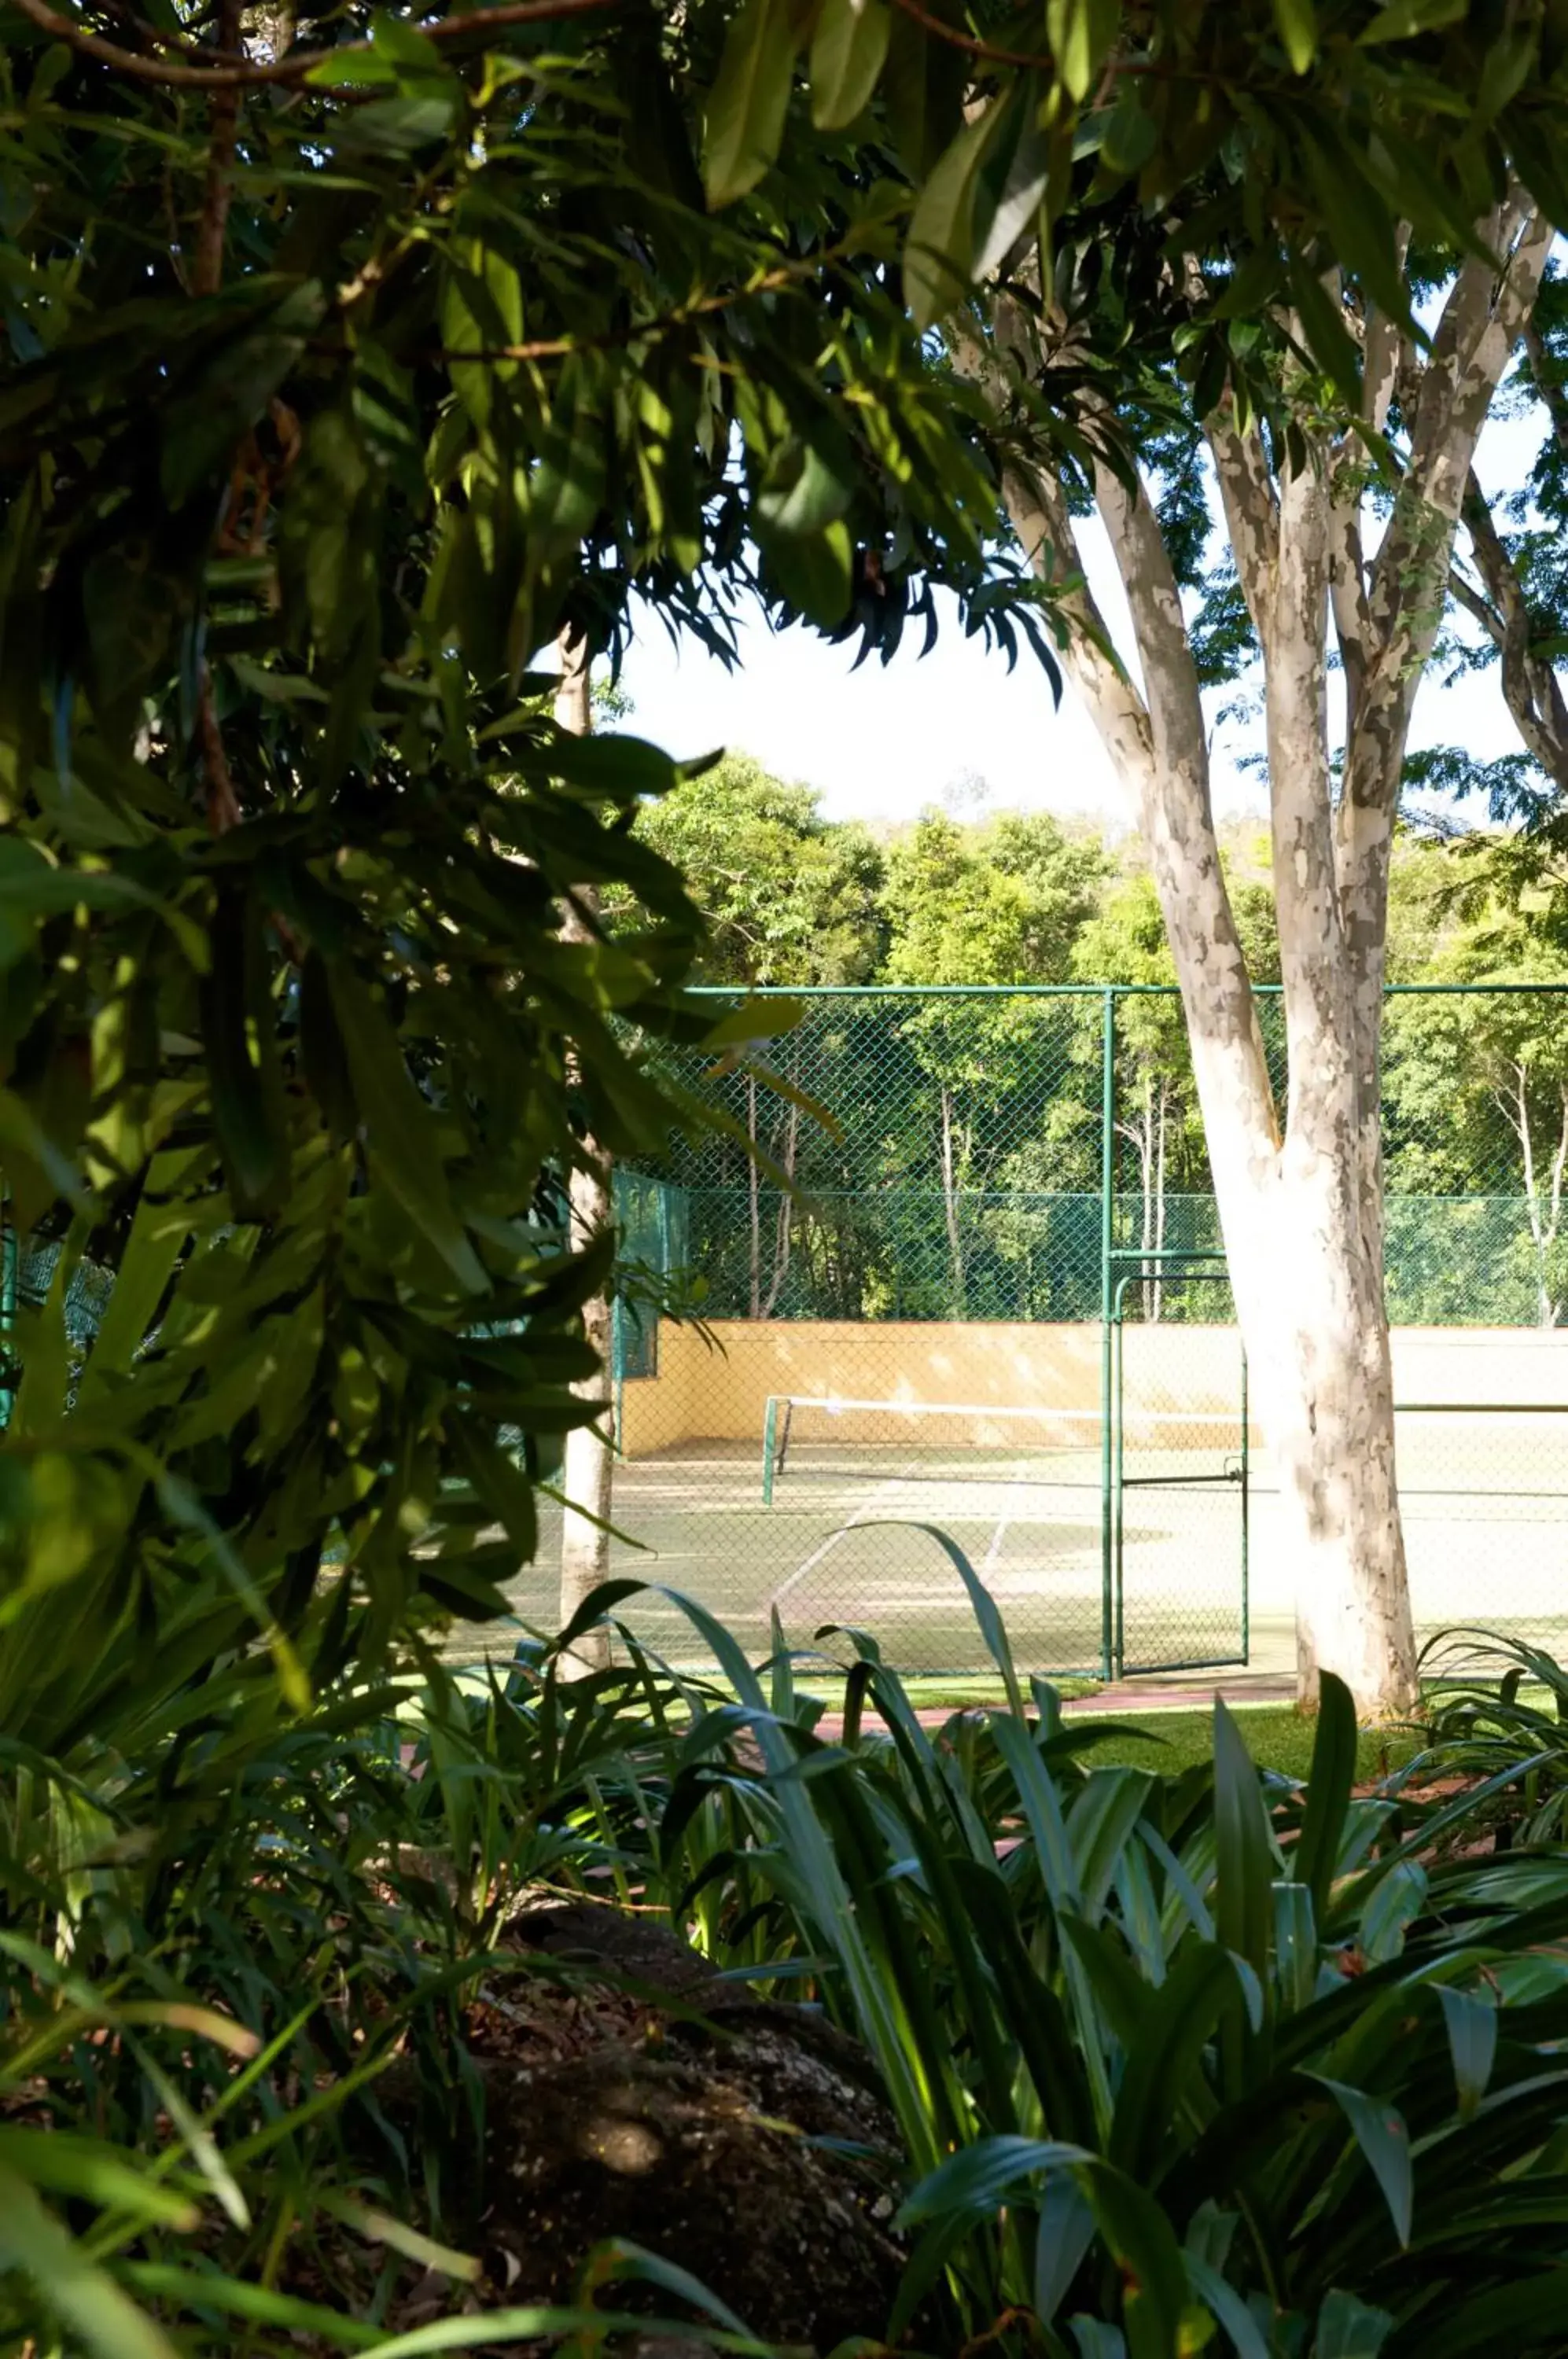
7;983;1568;1679
581;984;1568;1678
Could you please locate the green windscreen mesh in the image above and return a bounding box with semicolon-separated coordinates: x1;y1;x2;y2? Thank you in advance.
8;984;1568;1680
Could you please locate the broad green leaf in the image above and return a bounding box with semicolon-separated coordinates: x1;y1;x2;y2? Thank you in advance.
1035;2168;1097;2323
809;0;890;130
1360;0;1466;41
0;2163;179;2359
1288;251;1364;409
703;0;804;208
1047;0;1119;102
756;514;854;627
1438;1985;1496;2120
1213;1700;1272;1982
755;435;855;539
1309;2076;1412;2247
1271;0;1318;72
1185;2254;1269;2359
1359;1857;1425;1963
326;963;487;1296
1272;1881;1317;2015
905;106;1002;329
882;1;965;177
1294;1670;1357;1919
337;92;458;155
1108;1941;1243;2181
1068;1767;1155;1923
201;891;289;1217
1315;2289;1393;2357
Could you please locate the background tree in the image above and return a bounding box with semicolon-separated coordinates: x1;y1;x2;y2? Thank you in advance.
618;754;886;1312
882;810;1106;1312
976;167;1553;1715
1385;839;1568;1328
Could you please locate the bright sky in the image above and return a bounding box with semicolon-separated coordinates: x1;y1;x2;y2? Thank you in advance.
616;407;1540;834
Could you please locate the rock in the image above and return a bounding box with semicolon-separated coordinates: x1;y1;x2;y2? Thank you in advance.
478;2041;904;2353
467;1900;906;2350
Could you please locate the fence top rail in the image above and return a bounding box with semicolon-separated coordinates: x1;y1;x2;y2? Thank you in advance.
683;981;1568;999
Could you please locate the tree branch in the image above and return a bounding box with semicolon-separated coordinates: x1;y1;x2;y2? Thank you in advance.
1461;466;1568;792
6;0;624;87
1206;405;1279;642
192;0;243;298
1523;318;1568;461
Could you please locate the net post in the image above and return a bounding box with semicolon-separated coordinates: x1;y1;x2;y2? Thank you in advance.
1099;984;1116;1684
762;1394;778;1504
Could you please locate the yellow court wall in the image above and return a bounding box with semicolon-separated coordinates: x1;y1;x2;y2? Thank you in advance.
619;1319;1568;1459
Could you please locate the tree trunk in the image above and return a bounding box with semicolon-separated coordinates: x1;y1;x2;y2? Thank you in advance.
555;623;613;1676
759;1087;801;1319
975;202;1546;1713
939;1084;966;1316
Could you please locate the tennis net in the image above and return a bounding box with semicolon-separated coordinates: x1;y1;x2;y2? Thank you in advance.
760;1393;1253;1501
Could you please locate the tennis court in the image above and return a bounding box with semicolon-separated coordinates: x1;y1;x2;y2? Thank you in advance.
455;1390;1568;1680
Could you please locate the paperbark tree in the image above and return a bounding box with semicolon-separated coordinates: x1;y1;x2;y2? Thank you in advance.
985;199;1551;1712
555;622;614;1676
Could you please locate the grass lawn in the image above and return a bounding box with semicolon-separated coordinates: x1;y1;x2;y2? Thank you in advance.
1068;1706;1423;1782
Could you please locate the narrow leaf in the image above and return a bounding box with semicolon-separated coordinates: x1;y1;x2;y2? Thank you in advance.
704;0;804;208
809;0;890;130
1271;0;1318;72
1309;2077;1412;2247
1294;1671;1357;1919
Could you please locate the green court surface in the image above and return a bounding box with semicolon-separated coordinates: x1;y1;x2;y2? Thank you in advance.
450;1439;1252;1676
447;1430;1568;1682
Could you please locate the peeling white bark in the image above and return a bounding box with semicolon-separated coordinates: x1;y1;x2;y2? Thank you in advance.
555;623;614;1676
981;212;1549;1714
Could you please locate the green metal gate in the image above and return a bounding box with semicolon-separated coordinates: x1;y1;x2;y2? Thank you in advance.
1110;1257;1249;1676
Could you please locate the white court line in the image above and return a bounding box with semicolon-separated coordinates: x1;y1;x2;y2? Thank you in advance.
981;1514;1010;1578
769;1475;907;1610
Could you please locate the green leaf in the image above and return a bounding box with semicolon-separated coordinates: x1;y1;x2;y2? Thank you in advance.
299;948;358;1146
1035;2171;1096;2324
755;435;855;539
1185;2254;1270;2359
528;357;607;553
1069;1767;1155;1923
337;92;459;155
1272;1881;1317;2015
882;2;965;178
201;889;289;1217
448;1410;539;1562
1309;2077;1412;2247
1108;1941;1243;2183
1359;0;1466;42
1438;1985;1496;2121
756;515;853;627
1294;1670;1357;1919
1271;0;1318;73
1047;0;1119;103
809;0;890;130
1359;1857;1425;1963
325;962;487;1296
0;2162;180;2359
1286;252;1364;420
905;105;1003;329
1213;1700;1272;1982
703;0;804;208
1315;2289;1394;2357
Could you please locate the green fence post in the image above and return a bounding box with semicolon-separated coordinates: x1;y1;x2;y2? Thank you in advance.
762;1395;778;1505
1099;984;1115;1684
